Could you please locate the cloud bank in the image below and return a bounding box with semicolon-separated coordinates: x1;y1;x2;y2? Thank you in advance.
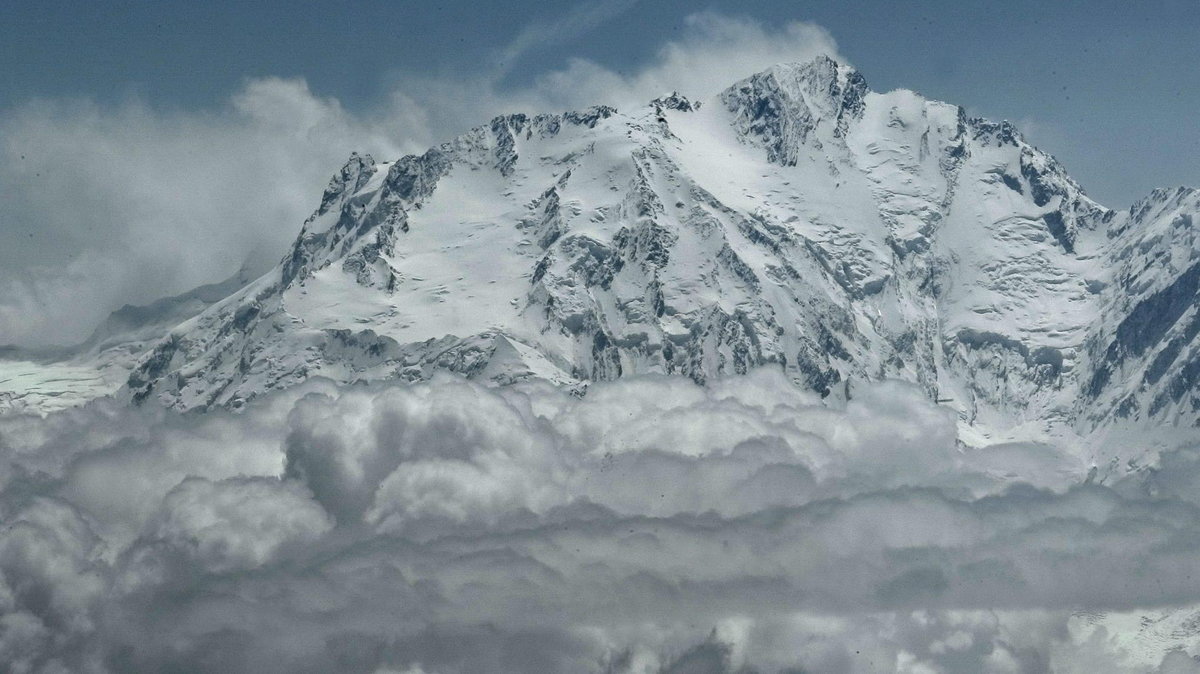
0;370;1198;672
0;12;842;348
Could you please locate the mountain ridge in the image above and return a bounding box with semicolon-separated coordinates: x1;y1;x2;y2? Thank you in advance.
5;57;1198;455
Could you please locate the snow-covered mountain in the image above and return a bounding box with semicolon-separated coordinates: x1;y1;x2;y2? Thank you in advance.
11;57;1199;447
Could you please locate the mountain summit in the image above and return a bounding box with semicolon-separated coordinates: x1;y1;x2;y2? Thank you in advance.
98;57;1200;446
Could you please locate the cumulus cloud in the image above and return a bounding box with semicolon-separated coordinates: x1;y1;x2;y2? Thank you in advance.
0;11;843;347
0;370;1197;672
147;476;332;573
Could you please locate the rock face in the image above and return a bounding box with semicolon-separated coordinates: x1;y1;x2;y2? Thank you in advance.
119;56;1199;442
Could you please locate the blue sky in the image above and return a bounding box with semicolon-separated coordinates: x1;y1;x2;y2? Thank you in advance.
4;0;1198;207
1;0;1198;345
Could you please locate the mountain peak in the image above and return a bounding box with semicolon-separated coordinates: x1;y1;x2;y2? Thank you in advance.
761;54;862;84
319;152;378;216
749;56;867;102
720;56;868;165
651;91;700;113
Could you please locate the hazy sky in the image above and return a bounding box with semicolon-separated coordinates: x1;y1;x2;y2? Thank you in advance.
4;0;1197;207
2;0;1198;346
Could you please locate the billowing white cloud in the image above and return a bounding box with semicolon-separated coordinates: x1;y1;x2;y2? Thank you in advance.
0;370;1197;672
147;476;332;573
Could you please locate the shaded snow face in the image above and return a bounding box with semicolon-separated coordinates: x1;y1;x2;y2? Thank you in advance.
0;371;1198;673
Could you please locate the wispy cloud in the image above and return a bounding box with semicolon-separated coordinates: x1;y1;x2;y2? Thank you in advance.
494;0;643;78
